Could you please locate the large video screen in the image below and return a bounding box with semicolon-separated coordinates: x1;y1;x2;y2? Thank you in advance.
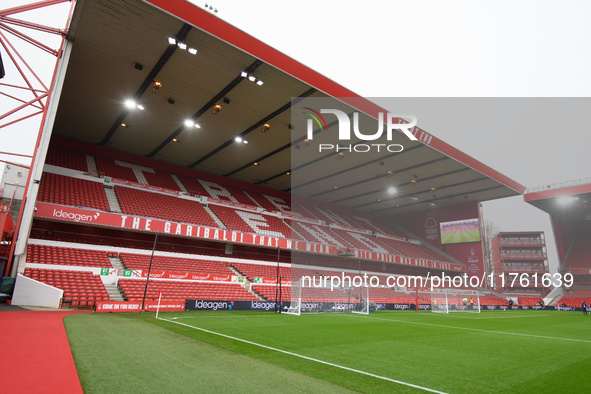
440;218;481;244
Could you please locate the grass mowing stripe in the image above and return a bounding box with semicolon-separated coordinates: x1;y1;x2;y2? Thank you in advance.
432;314;549;319
358;314;591;343
65;313;353;393
159;317;448;394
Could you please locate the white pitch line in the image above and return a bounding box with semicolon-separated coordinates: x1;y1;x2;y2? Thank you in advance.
159;317;447;394
357;315;591;343
432;314;549;319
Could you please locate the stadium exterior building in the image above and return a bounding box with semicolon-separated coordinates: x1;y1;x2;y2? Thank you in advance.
491;231;548;296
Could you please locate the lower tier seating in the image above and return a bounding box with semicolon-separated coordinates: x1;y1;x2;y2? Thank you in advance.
23;267;109;307
119;253;233;275
118;279;259;301
557;289;591;308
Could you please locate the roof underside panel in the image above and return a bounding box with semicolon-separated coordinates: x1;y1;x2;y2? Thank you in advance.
50;0;523;217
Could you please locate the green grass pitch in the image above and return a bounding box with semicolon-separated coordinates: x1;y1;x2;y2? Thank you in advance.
65;310;591;393
441;229;481;244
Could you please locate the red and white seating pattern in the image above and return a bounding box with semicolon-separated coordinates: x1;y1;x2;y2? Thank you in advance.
41;143;457;266
118;279;258;301
115;187;218;228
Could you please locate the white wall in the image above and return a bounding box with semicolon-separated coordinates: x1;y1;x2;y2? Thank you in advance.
11;273;63;308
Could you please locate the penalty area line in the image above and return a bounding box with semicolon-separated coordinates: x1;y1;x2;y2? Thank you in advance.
159;317;447;394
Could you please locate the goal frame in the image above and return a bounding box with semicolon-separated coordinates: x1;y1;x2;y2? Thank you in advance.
430;290;481;314
283;279;370;315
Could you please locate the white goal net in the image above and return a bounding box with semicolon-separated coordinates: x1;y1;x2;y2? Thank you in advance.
284;278;370;315
427;290;481;313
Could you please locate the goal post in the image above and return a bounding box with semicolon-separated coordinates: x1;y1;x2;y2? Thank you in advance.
283;278;302;315
426;290;481;313
283;277;371;315
351;284;370;315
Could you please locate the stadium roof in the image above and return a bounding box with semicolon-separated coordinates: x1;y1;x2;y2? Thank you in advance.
51;0;525;217
525;179;591;222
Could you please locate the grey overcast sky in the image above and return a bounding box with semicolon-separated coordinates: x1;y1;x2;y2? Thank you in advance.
4;0;591;272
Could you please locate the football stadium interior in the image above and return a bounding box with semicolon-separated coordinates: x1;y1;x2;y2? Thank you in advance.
1;0;590;392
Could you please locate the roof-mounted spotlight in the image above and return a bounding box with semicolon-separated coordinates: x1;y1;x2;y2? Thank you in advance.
262;123;270;133
213;104;222;114
429;202;436;207
256;79;264;86
240;71;248;78
184;119;195;128
152;81;163;93
167;37;176;45
136;104;144;110
248;74;256;82
387;186;397;195
124;99;136;109
337;152;344;160
188;47;197;55
234;136;243;143
177;42;187;50
410;196;419;201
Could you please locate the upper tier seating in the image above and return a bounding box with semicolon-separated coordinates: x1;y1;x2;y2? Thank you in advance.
115;187;218;228
26;244;112;268
378;236;449;262
118;278;259;301
291;221;353;249
247;192;291;213
95;156;181;191
566;228;591;269
209;204;302;239
331;228;396;254
45;144;88;172
38;173;110;211
176;175;256;206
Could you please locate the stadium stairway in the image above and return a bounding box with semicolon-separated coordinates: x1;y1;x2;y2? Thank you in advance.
104;186;122;212
104;283;125;301
108;255;125;271
228;264;265;300
204;205;228;229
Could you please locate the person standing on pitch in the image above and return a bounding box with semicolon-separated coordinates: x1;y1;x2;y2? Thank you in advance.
582;301;587;315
